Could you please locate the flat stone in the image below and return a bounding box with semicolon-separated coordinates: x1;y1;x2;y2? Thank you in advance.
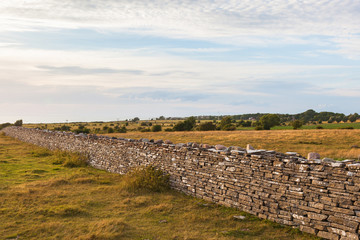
215;144;227;150
246;144;255;151
308;152;321;160
233;215;246;220
323;158;336;163
331;162;346;168
164;140;173;144
247;150;264;155
200;144;211;149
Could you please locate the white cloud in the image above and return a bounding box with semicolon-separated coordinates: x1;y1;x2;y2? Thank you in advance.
1;1;359;49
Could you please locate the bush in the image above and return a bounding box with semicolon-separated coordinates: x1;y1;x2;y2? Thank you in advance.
291;120;303;130
122;166;170;192
0;122;12;130
151;124;162;132
73;128;90;134
14;119;23;126
173;117;196;131
316;126;324;129
198;122;216;131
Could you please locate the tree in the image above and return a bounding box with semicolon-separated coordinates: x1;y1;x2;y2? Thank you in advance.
132;117;140;122
220;116;235;130
14;119;23;126
291;120;303;130
151;125;162;132
348;113;358;123
173;117;196;131
259;114;280;130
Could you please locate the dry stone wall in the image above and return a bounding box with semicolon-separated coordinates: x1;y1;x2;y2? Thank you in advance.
3;126;360;240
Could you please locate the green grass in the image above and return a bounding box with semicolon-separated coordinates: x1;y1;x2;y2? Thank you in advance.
0;133;320;239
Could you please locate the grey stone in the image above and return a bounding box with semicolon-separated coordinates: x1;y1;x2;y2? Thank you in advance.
246;144;255;151
215;144;227;150
307;152;320;160
233;215;246;220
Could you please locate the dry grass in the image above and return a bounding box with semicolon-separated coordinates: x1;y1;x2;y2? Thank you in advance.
0;133;319;239
106;129;360;159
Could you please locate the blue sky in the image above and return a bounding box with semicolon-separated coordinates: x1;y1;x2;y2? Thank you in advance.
0;0;359;123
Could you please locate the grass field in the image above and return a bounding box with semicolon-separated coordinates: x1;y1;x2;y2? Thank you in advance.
0;133;319;239
23;119;360;133
106;129;360;160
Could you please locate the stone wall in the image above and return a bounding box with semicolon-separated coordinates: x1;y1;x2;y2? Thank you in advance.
2;126;360;240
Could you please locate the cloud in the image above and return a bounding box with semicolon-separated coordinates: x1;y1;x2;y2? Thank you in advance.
37;65;145;75
1;0;360;58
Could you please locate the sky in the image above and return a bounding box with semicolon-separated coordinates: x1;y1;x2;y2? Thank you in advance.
0;0;359;123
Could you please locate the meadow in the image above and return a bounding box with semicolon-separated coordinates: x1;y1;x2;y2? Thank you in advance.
23;120;360;160
0;133;319;240
107;129;360;160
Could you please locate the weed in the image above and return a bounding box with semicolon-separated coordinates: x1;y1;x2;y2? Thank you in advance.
31;148;52;157
121;166;170;192
53;150;88;168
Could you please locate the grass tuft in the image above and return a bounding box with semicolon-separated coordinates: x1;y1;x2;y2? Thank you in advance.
31;148;52;157
121;166;170;193
53;150;88;168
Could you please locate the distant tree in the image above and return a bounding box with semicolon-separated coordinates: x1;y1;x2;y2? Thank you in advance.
198;122;216;131
157;116;165;120
132;117;140;122
348;113;358;123
259;114;280;130
107;127;114;133
151;125;162;132
220;116;235;131
14;119;23;126
173;117;196;131
291;120;303;130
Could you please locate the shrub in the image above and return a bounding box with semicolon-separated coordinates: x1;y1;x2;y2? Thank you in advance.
291;120;303;130
121;166;170;192
151;124;162;132
173;117;196;131
14;119;23;126
316;126;324;129
198;122;216;131
0;122;12;130
117;126;127;133
73;128;90;134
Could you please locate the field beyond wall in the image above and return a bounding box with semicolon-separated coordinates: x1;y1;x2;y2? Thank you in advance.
106;129;360;160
